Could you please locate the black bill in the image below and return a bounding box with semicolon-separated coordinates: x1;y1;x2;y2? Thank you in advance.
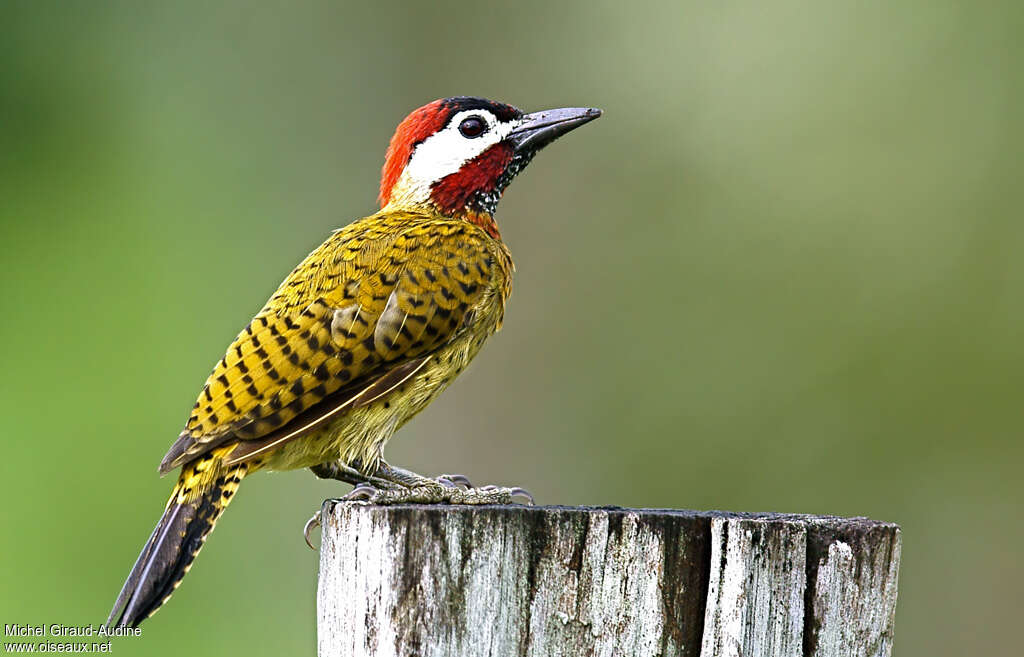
507;107;602;153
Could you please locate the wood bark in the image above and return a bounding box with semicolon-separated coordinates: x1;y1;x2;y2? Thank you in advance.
316;505;900;657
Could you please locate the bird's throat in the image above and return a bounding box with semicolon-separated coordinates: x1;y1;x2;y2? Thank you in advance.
463;210;502;240
429;144;513;220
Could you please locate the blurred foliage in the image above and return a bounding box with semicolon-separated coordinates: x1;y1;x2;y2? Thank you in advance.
2;1;1022;655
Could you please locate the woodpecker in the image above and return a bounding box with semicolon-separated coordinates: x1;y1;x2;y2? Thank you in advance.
105;97;601;628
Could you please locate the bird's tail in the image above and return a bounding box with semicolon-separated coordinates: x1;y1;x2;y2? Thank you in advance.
106;446;248;628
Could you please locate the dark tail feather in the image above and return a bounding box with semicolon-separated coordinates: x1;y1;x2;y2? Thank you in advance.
106;460;247;628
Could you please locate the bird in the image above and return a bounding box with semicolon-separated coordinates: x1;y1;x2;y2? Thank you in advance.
105;97;601;628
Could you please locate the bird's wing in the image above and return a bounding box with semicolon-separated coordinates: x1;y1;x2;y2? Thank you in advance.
159;213;507;474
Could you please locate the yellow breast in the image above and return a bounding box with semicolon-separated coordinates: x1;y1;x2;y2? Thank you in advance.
160;208;513;475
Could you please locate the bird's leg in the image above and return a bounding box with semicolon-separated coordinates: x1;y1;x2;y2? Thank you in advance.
373;462;442;487
343;460;535;506
304;460;404;549
374;464;472;490
309;460;398;490
304;460;533;548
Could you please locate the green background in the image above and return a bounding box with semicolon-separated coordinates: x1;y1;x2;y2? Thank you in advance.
2;1;1021;655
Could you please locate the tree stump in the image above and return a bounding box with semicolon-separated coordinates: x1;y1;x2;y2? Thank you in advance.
316;504;900;657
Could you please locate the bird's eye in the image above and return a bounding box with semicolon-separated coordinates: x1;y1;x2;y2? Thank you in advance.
458;116;487;138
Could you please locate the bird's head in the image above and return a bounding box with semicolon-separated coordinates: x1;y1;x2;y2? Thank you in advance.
379;97;601;236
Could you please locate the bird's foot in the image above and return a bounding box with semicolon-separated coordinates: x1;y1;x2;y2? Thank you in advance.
303;466;533;549
303;480;405;549
343;478;534;506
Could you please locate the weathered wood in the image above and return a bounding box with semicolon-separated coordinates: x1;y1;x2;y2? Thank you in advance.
316;505;900;657
804;518;902;657
700;517;807;657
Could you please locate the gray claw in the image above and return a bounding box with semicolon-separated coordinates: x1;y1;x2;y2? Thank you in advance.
343;483;377;501
304;512;321;550
440;473;473;489
509;487;535;505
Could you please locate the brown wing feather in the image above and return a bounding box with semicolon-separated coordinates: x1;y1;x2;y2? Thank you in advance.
159;211;504;474
221;356;431;466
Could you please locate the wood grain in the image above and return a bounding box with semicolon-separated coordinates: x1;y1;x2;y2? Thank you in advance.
316;505;900;657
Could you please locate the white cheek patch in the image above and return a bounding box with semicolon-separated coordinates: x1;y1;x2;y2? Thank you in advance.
391;109;521;206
